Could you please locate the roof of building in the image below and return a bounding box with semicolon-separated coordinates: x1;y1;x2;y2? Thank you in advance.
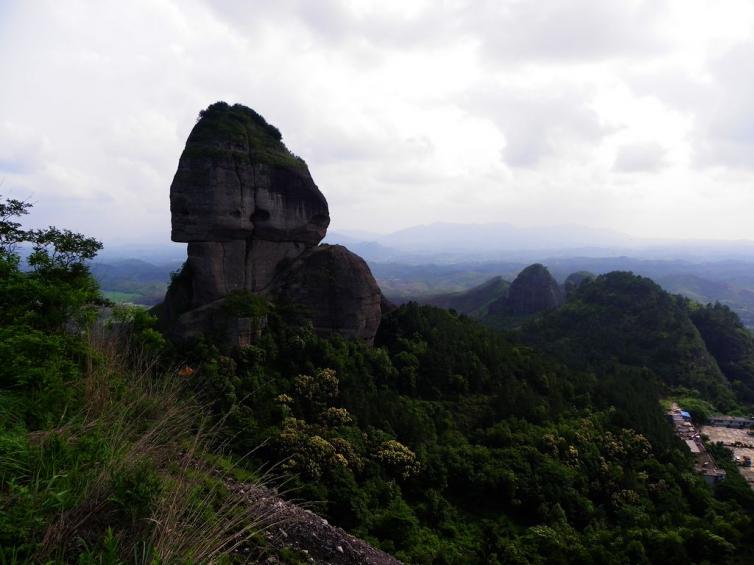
685;439;701;453
680;410;691;418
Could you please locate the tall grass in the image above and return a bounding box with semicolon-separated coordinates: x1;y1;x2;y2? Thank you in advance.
2;324;284;563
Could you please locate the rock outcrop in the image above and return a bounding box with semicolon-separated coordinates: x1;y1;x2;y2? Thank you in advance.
488;263;563;316
274;245;382;340
158;102;383;344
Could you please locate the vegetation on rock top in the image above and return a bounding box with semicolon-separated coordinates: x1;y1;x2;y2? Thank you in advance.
184;101;308;170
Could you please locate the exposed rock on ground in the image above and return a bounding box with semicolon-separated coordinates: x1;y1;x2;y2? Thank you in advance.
224;479;401;565
157;102;383;345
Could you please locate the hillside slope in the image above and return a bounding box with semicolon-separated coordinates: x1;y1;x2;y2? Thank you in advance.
689;302;754;404
420;275;509;317
520;271;736;409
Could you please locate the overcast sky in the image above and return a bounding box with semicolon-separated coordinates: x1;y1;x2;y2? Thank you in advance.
3;0;754;246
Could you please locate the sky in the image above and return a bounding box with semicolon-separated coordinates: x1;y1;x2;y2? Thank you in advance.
2;0;754;246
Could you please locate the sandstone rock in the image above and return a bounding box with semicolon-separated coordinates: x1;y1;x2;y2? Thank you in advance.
170;103;329;247
158;102;383;345
272;245;382;343
489;263;563;316
169;102;329;297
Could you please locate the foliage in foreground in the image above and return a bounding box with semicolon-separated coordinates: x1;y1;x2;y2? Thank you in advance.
6;194;754;563
0;198;277;563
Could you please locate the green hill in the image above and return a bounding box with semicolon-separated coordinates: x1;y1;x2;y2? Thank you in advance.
420;275;510;317
520;271;737;410
689;301;754;404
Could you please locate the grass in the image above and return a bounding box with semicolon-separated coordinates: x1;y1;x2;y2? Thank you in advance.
0;325;286;563
102;291;142;303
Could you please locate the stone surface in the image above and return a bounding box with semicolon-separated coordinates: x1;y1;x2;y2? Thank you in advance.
272;245;383;343
169;102;329;298
489;263;564;316
170;103;329;247
158;102;383;345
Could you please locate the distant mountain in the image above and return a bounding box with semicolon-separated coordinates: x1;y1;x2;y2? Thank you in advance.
327;223;639;262
323;232;400;262
378;222;634;253
419;276;510;318
90;258;180;305
328;222;754;264
372;262;523;300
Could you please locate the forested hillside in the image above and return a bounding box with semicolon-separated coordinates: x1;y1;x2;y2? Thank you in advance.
421;275;509;318
5;198;754;563
689;302;754;404
179;298;753;563
519;272;739;410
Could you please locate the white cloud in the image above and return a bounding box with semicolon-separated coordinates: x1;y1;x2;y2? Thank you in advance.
1;0;754;244
471;0;671;64
466;83;609;167
614;142;668;172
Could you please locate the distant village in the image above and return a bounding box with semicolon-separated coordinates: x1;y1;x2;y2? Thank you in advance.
668;403;754;487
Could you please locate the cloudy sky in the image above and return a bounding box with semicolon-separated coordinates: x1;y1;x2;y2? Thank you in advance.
2;0;754;246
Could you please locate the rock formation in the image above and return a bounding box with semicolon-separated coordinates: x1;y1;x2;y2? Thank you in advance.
488;263;563;316
158;102;383;344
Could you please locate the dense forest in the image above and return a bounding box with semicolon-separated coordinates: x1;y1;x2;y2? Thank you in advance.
4;198;754;563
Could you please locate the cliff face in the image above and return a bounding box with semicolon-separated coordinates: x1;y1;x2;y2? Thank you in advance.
274;245;383;341
159;102;382;344
488;263;563;316
170;103;329;299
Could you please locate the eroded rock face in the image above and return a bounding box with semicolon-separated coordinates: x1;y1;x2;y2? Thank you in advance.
170;103;329;295
159;102;382;345
489;263;564;316
272;245;382;343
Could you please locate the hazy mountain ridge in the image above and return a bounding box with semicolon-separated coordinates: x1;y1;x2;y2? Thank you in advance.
421;275;510;318
327;223;754;263
92;252;754;329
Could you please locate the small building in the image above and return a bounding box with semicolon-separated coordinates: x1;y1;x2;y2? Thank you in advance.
703;468;726;486
680;410;691;420
685;439;701;454
708;415;754;429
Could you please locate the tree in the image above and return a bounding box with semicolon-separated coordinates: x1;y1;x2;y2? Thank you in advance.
0;196;32;254
0;196;102;273
28;226;102;274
